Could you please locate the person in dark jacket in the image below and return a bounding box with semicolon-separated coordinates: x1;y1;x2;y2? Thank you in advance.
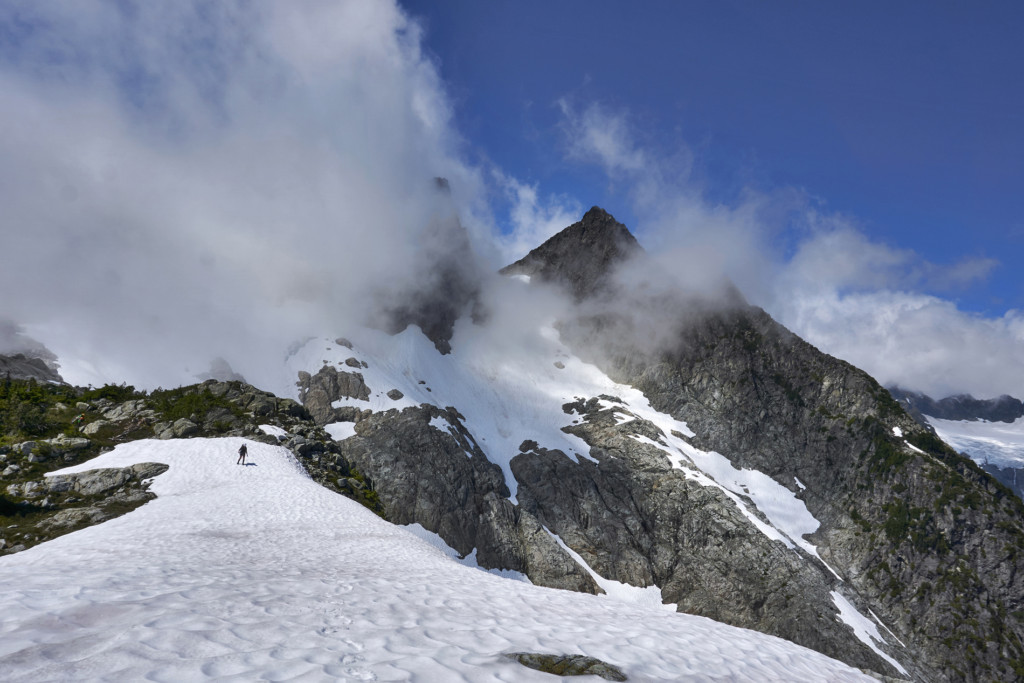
237;443;247;465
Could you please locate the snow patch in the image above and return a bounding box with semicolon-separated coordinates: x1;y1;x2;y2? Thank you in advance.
403;523;531;582
831;591;908;675
429;415;451;432
324;421;357;441
545;527;676;612
258;424;288;438
892;426;903;438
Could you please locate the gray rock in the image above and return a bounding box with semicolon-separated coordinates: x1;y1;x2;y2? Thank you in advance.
2;464;21;477
38;507;108;533
13;441;37;456
500;207;642;302
386;389;404;401
82;420;112;436
72;468;132;496
130;462;169;480
504;653;627;681
170;418;199;438
44;435;91;452
20;481;43;498
45;475;75;493
335;337;353;349
102;399;149;421
296;366;371;425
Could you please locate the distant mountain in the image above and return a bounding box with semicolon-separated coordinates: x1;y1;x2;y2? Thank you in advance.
889;387;1024;424
889;387;1024;502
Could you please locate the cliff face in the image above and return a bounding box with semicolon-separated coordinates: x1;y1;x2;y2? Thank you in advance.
301;208;1024;682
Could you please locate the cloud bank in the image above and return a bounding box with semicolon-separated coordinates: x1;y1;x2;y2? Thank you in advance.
0;0;494;391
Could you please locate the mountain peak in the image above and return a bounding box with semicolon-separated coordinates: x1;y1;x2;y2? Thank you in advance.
500;207;642;301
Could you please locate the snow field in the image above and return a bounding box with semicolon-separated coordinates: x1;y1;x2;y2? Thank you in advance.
927;415;1024;469
0;439;876;681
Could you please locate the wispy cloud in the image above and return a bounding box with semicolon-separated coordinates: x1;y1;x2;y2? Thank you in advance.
493;171;582;263
555;98;1019;399
557;99;649;175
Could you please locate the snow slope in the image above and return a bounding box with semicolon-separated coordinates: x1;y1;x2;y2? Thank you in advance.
286;321;833;567
927;415;1024;469
0;438;874;681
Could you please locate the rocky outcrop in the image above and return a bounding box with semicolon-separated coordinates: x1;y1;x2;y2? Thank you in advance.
1;462;167;555
296;366;371;424
0;378;384;556
333;404;600;594
504;652;627;681
512;397;897;675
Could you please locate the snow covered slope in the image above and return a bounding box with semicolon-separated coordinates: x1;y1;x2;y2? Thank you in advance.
0;438;873;681
285;320;831;561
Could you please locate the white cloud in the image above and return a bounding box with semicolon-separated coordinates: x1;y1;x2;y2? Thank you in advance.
556;98;1024;399
494;172;582;263
0;0;492;391
558;100;648;175
780;289;1024;398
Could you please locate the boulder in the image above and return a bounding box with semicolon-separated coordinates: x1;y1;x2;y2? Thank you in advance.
169;418;199;438
45;435;91;452
82;420;112;436
504;653;627;681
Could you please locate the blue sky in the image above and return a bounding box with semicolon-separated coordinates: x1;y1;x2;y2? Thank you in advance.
2;1;1024;397
405;0;1024;315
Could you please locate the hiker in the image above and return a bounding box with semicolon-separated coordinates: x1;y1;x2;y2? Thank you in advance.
237;443;248;465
